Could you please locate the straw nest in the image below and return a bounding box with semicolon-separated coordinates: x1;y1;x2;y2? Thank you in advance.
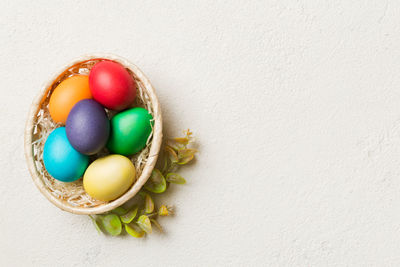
24;54;162;215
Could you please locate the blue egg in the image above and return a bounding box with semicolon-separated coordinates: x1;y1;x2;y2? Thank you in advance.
43;127;89;182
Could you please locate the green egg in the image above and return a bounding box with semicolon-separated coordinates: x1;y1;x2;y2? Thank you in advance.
107;107;153;155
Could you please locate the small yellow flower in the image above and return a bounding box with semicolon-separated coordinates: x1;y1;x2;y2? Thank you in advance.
158;205;174;216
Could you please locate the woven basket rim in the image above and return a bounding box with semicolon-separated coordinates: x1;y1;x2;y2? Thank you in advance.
24;53;163;215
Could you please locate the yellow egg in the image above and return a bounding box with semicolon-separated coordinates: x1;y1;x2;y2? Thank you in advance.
83;155;136;201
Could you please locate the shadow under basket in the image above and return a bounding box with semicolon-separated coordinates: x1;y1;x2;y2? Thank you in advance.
24;54;163;215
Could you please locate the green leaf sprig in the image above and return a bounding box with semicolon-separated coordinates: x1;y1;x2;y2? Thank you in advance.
90;130;197;237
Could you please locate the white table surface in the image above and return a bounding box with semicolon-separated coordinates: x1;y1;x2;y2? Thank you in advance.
1;1;400;266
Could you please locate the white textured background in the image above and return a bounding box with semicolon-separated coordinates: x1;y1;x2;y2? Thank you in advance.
1;1;400;266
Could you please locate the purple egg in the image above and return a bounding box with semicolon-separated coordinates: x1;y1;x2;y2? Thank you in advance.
66;99;110;155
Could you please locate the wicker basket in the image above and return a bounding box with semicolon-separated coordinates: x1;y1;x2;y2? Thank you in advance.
24;54;163;215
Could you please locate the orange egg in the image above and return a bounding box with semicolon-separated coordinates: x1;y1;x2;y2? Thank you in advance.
49;75;92;124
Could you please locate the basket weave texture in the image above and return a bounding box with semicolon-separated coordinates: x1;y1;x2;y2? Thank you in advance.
24;54;162;215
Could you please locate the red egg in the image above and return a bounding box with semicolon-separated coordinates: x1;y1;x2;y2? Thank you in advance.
89;60;136;110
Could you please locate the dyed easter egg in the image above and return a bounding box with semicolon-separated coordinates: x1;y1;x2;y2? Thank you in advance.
83;155;136;201
49;75;92;124
66;99;110;155
43;127;89;182
89;61;136;111
107;107;153;156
